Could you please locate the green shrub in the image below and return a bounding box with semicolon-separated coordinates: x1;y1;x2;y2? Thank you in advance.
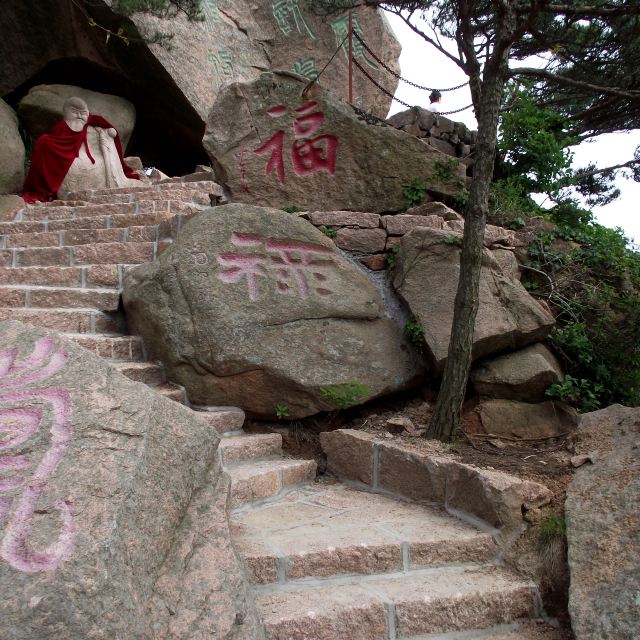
320;382;369;408
403;316;424;348
402;178;428;209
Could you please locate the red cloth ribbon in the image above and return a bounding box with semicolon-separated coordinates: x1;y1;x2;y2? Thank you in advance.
23;115;139;203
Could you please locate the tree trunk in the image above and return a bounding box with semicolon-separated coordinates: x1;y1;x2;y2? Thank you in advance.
427;17;516;441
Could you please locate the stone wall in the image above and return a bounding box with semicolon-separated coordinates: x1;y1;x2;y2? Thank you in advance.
387;107;476;174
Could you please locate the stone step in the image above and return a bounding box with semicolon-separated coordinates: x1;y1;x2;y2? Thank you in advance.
112;361;166;386
230;483;496;585
0;308;119;333
226;459;317;508
156;383;188;404
14;199;194;223
191;406;246;435
1;226;158;249
19;202;139;221
66;333;144;361
0;266;122;288
8;242;155;267
219;433;283;465
254;565;538;640
0;285;120;310
63;180;223;202
402;621;569;639
0;212;163;235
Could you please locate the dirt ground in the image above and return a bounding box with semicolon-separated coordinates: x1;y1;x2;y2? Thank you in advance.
247;390;575;508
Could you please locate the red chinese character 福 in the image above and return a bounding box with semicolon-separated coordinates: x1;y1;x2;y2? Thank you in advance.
254;102;339;184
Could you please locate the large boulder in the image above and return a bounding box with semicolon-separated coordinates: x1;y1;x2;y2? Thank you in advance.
0;320;259;640
18;85;136;151
471;344;564;402
0;1;399;173
203;71;466;213
0;100;25;194
565;405;640;640
393;227;555;371
477;399;578;440
123;204;423;419
130;0;400;120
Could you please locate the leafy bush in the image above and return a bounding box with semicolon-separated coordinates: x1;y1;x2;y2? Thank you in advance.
386;245;400;271
403;316;424;348
402;178;428;209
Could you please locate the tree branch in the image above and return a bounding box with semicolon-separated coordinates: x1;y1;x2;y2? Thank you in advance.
519;2;640;17
510;67;640;99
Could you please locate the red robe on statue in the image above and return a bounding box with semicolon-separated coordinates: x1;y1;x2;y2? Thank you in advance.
22;114;139;204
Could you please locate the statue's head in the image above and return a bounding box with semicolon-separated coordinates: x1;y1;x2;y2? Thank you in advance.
63;97;89;132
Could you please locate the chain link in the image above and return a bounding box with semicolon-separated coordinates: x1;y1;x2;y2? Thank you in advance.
352;58;473;116
353;31;468;93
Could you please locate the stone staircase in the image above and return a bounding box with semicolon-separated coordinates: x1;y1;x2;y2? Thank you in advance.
0;182;566;639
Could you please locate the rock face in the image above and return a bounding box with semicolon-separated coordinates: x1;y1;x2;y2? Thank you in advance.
18;85;136;151
0;100;25;194
477;399;577;440
0;0;399;173
471;344;564;402
203;72;466;213
566;405;640;640
123;204;423;419
393;227;555;370
0;320;258;640
387;106;477;167
131;0;400;120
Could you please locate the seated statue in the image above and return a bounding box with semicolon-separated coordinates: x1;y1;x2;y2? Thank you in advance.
23;97;140;203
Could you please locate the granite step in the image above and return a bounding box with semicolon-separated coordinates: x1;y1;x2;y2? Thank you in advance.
0;285;120;310
112;361;166;386
0;307;119;333
218;433;283;465
191;406;247;435
63;180;223;201
8;242;155;267
66;333;145;361
1;226;158;249
14;198;195;223
0;211;172;235
230;483;496;585
0;265;122;288
156;383;188;404
226;458;317;508
254;564;538;640
401;620;569;639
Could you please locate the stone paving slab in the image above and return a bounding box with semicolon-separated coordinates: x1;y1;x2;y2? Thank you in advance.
255;565;537;640
231;483;495;583
226;459;317;508
398;620;569;640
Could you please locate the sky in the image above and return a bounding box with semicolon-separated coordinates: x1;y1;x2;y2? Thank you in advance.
383;12;640;247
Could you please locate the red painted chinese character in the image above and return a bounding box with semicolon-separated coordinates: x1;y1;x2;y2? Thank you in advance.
254;130;286;184
254;101;339;184
291;135;338;177
266;239;334;297
217;233;268;301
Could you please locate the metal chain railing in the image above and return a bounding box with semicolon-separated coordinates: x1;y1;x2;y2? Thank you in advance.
352;58;474;116
352;31;469;93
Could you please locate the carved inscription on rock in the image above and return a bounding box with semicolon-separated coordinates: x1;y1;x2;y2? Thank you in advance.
216;232;335;302
0;337;76;573
254;101;339;184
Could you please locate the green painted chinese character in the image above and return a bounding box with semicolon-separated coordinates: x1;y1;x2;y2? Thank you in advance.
331;14;378;70
272;0;315;39
208;49;235;86
203;0;220;31
292;57;319;81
